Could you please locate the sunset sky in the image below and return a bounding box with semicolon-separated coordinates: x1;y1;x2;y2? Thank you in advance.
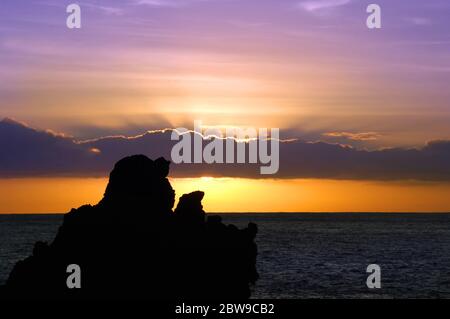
1;0;449;213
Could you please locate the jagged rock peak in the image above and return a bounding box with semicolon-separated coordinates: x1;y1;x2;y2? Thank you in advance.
175;191;205;224
101;155;174;211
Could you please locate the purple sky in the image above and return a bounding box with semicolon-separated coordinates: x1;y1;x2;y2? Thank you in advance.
1;0;449;149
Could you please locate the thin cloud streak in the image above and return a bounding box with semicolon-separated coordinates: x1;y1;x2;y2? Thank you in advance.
297;0;351;12
132;0;206;8
323;132;381;141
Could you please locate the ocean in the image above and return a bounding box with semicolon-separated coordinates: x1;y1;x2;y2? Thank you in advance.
1;213;449;298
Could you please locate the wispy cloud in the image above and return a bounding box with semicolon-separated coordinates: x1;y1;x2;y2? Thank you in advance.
297;0;351;13
132;0;203;7
82;3;125;16
134;0;180;7
405;17;432;26
323;131;381;141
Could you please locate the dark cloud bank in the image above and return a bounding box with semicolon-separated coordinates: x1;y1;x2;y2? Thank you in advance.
1;118;450;181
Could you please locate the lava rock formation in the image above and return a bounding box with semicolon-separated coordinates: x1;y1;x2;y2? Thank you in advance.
1;155;258;300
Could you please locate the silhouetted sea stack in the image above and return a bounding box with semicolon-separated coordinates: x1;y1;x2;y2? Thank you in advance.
1;155;258;300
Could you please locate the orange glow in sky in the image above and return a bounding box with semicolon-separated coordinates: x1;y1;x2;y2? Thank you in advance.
1;178;449;214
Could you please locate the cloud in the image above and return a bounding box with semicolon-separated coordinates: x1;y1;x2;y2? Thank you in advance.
82;3;125;16
132;0;205;7
323;131;381;141
297;0;351;13
1;118;450;181
405;17;432;26
0;118;98;177
134;0;181;7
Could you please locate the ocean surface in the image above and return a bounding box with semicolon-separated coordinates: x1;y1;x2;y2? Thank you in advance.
1;213;449;298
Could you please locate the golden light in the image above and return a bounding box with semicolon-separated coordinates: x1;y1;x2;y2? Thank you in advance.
1;177;450;214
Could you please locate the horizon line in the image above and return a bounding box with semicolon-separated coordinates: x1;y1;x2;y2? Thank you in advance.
1;211;450;215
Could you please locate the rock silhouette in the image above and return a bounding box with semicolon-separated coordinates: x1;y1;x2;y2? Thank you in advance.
1;155;258;299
